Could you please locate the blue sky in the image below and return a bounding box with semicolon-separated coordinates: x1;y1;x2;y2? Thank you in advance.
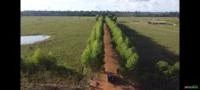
21;0;179;12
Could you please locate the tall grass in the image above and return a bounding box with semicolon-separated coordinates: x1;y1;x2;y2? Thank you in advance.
81;16;104;73
105;16;139;71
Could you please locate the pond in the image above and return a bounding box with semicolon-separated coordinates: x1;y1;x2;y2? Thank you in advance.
21;35;50;45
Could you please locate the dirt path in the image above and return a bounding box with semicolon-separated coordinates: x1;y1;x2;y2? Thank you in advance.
89;23;137;90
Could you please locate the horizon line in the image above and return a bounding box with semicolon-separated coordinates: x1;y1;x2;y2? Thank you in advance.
21;10;179;12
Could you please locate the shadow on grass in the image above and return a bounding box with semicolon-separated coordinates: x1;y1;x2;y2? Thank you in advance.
117;23;179;90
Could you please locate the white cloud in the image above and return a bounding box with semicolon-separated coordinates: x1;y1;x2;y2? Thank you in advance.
21;0;179;12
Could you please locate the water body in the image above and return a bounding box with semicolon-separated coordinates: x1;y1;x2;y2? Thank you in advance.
21;35;50;45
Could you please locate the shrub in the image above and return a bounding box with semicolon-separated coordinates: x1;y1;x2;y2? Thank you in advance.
157;60;179;77
124;47;134;59
91;40;100;58
156;60;169;71
168;61;179;76
81;46;91;66
124;37;129;46
30;48;42;64
116;37;124;45
173;61;179;71
118;43;129;59
125;53;139;70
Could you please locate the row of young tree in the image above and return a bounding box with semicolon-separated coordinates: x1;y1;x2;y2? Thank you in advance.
21;11;179;17
105;16;139;71
81;16;104;75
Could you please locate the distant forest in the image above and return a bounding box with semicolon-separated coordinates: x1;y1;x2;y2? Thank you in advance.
21;11;179;17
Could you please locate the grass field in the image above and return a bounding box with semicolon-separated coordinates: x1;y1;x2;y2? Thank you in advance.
21;16;95;70
117;17;179;89
21;16;96;89
21;16;179;89
118;17;179;55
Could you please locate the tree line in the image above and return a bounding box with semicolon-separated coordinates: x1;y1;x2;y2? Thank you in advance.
21;11;179;17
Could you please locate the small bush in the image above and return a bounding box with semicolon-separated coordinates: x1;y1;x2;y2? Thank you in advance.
157;60;179;77
124;37;129;46
81;46;91;66
30;48;43;64
124;47;133;59
117;42;129;60
91;40;100;58
173;61;179;71
156;60;169;71
116;37;124;45
125;53;139;70
168;61;179;76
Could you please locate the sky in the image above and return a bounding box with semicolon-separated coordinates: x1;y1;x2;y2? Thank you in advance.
21;0;179;12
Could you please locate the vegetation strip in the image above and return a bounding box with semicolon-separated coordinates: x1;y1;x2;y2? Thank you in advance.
81;16;104;75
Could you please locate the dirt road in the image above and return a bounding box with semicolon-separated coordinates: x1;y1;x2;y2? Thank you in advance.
89;23;136;90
